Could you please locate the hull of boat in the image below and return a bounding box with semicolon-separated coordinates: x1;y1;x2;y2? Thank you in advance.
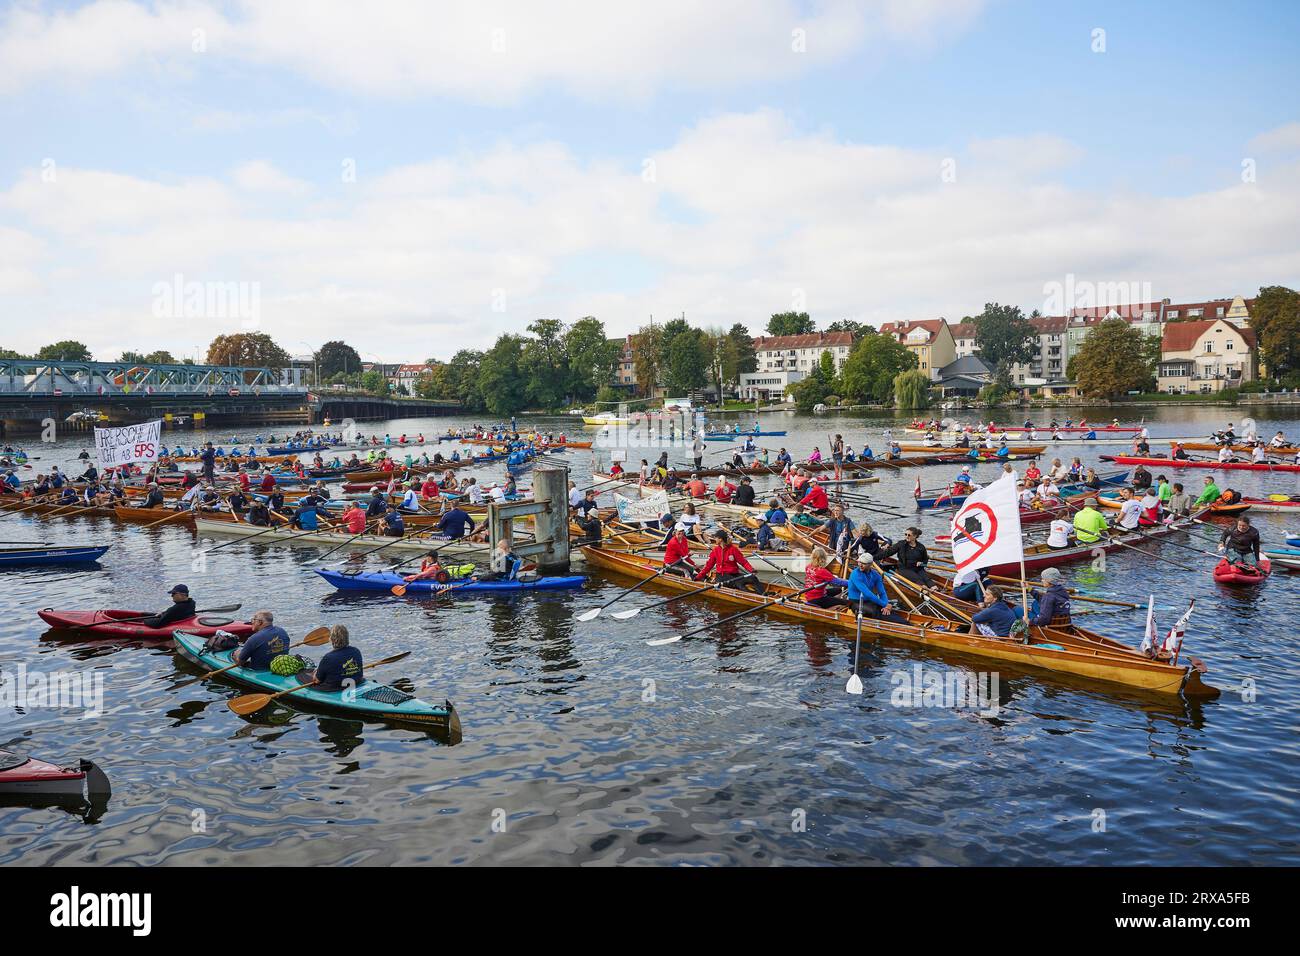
1103;455;1300;473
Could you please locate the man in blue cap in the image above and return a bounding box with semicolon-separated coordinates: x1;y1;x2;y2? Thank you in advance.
140;584;196;629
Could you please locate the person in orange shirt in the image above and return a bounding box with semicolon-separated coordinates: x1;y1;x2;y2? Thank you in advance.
685;473;708;498
663;528;698;577
404;550;446;583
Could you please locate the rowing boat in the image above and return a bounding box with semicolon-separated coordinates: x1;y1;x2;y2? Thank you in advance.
581;547;1217;700
1237;495;1300;513
1171;441;1300;456
1091;489;1249;517
914;470;1129;510
315;569;586;594
192;517;487;557
171;629;462;736
0;545;111;566
906;424;1142;434
1101;454;1300;473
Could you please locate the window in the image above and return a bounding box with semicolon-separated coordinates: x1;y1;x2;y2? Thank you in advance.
1226;341;1234;350
1189;309;1203;317
1167;310;1179;318
1216;307;1225;317
1204;342;1213;353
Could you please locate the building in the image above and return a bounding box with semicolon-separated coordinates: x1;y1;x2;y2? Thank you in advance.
935;355;994;398
610;336;636;389
950;323;977;359
390;364;433;391
877;320;956;381
1156;320;1257;393
738;331;854;401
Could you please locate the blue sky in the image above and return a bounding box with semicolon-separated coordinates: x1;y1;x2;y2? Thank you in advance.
1;0;1297;361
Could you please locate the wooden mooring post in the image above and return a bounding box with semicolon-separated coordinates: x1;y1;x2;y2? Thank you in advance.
486;463;571;574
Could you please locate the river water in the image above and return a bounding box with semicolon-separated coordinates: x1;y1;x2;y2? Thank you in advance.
2;405;1298;866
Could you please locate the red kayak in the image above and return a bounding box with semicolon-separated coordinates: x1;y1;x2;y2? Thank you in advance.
0;749;104;797
1212;556;1271;585
38;609;255;639
1103;455;1300;474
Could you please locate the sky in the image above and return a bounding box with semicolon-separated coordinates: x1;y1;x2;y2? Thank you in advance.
1;0;1298;364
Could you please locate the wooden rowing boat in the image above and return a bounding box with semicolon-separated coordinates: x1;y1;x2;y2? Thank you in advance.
192;517;489;557
581;547;1217;700
1171;441;1300;456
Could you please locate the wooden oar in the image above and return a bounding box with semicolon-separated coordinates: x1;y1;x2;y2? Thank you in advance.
140;508;192;530
648;585;816;646
926;560;1138;609
578;567;666;621
846;598;865;695
174;626;331;689
227;650;412;716
609;579;720;620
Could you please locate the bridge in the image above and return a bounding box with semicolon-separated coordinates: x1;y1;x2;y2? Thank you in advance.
0;359;460;434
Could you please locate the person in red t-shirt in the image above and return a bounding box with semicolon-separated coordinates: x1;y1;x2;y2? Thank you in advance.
341;502;368;534
799;481;829;513
685;474;708;498
663;528;698;576
714;476;737;503
803;547;851;609
259;472;276;493
1024;461;1042;484
237;471;251;492
695;530;762;593
421;476;440;500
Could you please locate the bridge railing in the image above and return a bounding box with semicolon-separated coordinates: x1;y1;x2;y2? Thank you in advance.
0;359;308;397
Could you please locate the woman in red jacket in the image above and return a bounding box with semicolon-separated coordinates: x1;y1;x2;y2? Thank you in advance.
695;530;762;593
803;547;851;609
663;528;698;577
799;480;829;513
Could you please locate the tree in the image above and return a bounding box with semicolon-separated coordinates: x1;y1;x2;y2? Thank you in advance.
726;323;757;378
565;317;619;402
37;340;92;361
663;329;709;395
766;312;815;336
317;341;362;380
631;323;663;396
893;369;931;410
791;360;833;412
1249;286;1300;379
837;332;918;403
359;370;389;395
522;319;569;410
971;303;1036;387
825;319;869;338
478;335;528;415
206;333;290;369
1071;319;1151;399
0;348;25;360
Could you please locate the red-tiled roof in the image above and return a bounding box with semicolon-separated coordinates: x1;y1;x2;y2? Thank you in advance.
1161;319;1257;353
1030;315;1069;333
950;323;975;338
877;319;947;343
752;332;854;350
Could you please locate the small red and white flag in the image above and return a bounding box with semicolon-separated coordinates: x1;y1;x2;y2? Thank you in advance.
1162;599;1195;660
913;476;922;499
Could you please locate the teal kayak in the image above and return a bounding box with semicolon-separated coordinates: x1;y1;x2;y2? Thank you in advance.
171;630;461;737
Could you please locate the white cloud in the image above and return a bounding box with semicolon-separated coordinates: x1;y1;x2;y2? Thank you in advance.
0;0;985;101
1248;122;1300;155
2;112;1298;361
231;160;311;196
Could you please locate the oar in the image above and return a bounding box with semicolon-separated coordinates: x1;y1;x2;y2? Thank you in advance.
846;598;865;695
1102;534;1201;572
201;520;288;554
577;567;667;621
227;650;412;716
173;626;331;689
609;579;720;620
390;567;486;597
105;603;244;625
649;585;816;646
304;521;377;565
140;508;192;530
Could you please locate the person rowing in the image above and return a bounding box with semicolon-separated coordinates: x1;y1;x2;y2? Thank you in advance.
847;552;906;621
231;610;291;670
1217;516;1260;570
1026;567;1071;628
138;584;196;629
803;547;852;609
694;529;762;593
663;528;699;577
1115;487;1143;531
302;625;363;692
476;539;520;582
798;478;830;514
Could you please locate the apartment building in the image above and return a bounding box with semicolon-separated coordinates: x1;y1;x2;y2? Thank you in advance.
876;320;956;381
1156;320;1257;393
738;331;854;401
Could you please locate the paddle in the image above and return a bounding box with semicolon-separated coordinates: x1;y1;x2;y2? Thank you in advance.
304;520;376;565
649;585;816;646
173;626;331;689
227;650;412;716
578;567;667;621
846;598;865;695
106;603;244;625
140;507;192;530
609;579;719;620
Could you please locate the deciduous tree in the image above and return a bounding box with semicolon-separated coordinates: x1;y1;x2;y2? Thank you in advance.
1072;319;1151;398
766;312;816;336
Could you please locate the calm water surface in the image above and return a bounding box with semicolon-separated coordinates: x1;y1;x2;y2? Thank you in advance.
2;405;1298;865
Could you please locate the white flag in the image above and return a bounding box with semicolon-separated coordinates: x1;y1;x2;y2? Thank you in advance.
947;471;1023;574
614;491;669;524
94;419;162;469
1162;600;1195;658
1140;595;1158;655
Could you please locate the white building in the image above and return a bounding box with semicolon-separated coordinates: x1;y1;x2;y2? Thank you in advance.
739;332;855;401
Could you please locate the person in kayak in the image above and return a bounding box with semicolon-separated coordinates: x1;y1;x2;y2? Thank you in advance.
1194;476;1221;508
232;610;290;670
1027;567;1071;627
1072;498;1109;543
139;584;196;629
306;625;363;692
881;527;932;586
846;552;905;622
1218;516;1261;568
695;529;762;593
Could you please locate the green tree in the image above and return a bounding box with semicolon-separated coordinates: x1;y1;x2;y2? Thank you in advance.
766;311;815;336
478;335;528;415
359;370;390;395
1072;319;1151;398
825;319;869;337
564;317;618;401
837;332;918;403
791;366;832;412
316;341;362;380
664;329;709;395
0;348;26;360
726;323;757;379
893;369;931;410
205;332;290;369
37;340;93;361
972;303;1036;387
523;318;568;410
1249;285;1300;379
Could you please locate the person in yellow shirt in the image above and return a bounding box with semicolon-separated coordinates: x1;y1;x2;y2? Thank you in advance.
1072;497;1109;543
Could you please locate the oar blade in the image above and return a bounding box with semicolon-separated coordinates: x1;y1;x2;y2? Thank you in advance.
228;693;273;716
647;634;682;646
609;607;641;620
576;607;603;622
390;585;408;596
302;626;331;645
846;673;864;695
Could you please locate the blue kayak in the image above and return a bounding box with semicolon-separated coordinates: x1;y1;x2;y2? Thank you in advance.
171;630;461;735
0;545;110;567
316;569;586;594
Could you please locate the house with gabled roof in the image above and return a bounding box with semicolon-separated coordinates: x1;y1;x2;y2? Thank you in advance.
1156;319;1257;393
877;319;955;381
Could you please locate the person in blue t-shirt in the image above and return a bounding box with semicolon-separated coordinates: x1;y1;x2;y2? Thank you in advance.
382;505;405;536
968;585;1017;638
435;505;475;540
308;625;364;692
233;610;290;670
845;553;906;622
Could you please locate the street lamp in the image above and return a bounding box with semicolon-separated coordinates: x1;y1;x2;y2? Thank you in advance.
299;340;317;388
